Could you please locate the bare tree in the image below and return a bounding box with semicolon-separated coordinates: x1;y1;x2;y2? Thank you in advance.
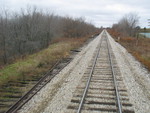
0;9;9;64
125;13;139;36
113;12;139;37
0;6;97;65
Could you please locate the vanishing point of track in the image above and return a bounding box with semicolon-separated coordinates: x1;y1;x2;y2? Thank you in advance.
67;30;134;113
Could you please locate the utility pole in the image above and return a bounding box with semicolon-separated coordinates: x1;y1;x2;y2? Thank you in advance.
148;19;150;27
147;19;150;39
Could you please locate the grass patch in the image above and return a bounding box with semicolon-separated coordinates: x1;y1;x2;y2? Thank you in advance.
108;29;150;71
0;36;92;87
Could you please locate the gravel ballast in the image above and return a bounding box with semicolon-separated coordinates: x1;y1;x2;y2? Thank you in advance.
107;31;150;113
19;30;150;113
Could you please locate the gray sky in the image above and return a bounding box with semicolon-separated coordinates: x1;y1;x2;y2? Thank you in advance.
1;0;150;28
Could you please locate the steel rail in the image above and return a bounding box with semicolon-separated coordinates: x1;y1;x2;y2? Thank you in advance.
77;36;102;113
5;58;72;113
106;33;122;113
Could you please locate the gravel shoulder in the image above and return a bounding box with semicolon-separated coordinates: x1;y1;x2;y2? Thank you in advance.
19;32;104;113
107;32;150;113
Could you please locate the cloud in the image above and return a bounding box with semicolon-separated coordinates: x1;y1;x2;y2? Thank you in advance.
0;0;150;27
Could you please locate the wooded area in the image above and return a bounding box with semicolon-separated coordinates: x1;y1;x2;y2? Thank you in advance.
108;13;150;71
112;13;139;37
0;7;98;65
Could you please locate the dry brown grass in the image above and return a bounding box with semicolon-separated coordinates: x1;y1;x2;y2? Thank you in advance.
0;35;93;87
108;29;150;71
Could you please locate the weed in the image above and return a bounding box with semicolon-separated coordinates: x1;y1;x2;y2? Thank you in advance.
108;29;150;71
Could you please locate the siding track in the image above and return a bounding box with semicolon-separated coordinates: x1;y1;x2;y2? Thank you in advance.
67;31;134;113
5;58;72;113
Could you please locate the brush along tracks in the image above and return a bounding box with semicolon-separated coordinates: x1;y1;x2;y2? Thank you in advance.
5;58;72;113
67;32;134;113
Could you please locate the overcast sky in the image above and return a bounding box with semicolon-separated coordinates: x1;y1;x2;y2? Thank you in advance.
1;0;150;28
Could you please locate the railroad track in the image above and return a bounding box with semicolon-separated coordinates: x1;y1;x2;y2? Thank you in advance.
5;58;72;113
67;31;134;113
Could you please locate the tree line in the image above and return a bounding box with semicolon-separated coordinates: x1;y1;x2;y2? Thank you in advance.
0;7;98;65
112;13;140;37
